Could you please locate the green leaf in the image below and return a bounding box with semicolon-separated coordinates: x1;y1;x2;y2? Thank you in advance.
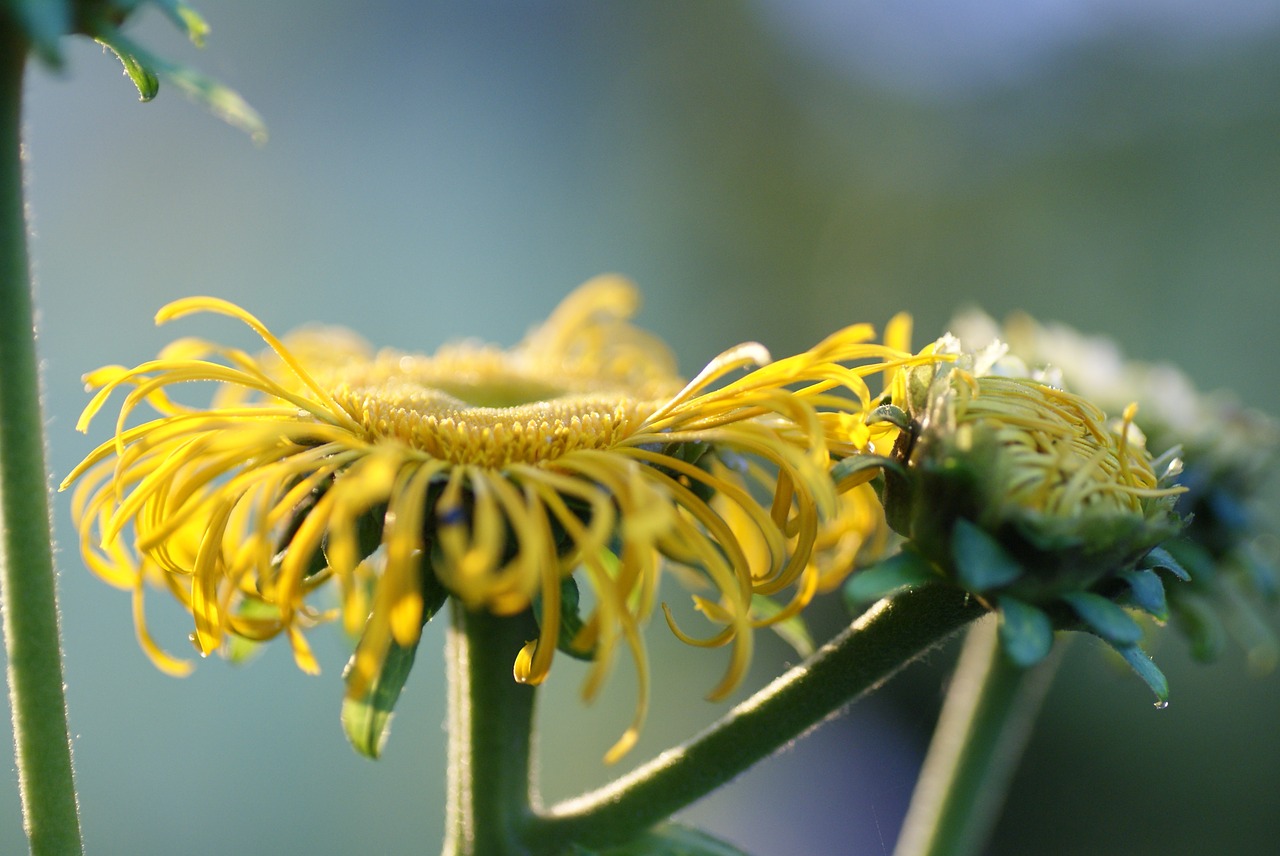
341;634;421;759
951;518;1024;593
153;0;211;47
750;594;813;658
1141;544;1192;582
581;823;754;856
842;549;936;609
1120;568;1169;622
997;597;1054;667
1113;644;1170;707
342;561;449;758
98;39;161;101
830;453;904;487
1061;592;1143;645
93;24;267;142
864;403;912;430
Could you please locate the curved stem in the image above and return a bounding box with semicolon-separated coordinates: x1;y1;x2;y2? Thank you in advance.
528;585;985;852
442;602;539;856
0;24;85;856
891;618;1064;856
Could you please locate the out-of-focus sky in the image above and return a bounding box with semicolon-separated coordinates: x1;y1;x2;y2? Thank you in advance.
4;2;1279;854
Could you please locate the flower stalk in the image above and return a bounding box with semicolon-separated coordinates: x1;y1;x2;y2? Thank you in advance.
0;23;84;856
892;618;1064;856
527;584;986;852
443;601;540;856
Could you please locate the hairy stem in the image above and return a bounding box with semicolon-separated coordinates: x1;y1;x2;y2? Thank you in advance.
442;602;540;856
528;585;985;851
0;24;85;856
892;618;1063;856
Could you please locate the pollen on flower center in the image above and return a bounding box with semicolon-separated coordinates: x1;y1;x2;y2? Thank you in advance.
332;379;656;467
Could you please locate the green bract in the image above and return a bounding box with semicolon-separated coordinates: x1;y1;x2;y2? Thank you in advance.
1;0;264;140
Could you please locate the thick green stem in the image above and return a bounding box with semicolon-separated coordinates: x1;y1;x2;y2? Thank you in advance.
0;23;85;856
442;602;540;856
892;618;1063;856
528;585;985;852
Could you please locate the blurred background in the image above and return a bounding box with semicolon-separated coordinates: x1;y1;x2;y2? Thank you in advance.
4;1;1280;853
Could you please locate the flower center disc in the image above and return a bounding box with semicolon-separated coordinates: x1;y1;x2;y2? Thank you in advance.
331;375;655;467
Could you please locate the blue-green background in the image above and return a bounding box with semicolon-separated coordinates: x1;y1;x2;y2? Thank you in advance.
4;2;1279;853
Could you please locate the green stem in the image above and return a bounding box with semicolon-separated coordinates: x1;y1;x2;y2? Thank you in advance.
891;617;1063;856
528;585;985;852
0;23;85;856
442;601;540;856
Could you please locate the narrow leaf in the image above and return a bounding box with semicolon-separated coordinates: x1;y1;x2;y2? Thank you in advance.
864;403;912;430
997;597;1054;667
95;26;267;142
1062;591;1143;645
98;39;161;101
153;0;212;46
342;562;448;758
751;594;813;658
842;549;936;609
1141;544;1191;582
831;453;904;488
342;636;420;759
951;518;1024;593
1114;644;1170;707
1120;568;1169;622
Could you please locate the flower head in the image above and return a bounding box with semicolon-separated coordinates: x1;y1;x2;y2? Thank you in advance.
65;276;903;759
845;333;1186;699
952;309;1280;669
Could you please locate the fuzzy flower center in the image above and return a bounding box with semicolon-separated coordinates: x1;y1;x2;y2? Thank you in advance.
330;374;657;467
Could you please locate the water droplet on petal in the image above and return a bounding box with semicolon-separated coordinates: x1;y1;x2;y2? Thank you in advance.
1154;700;1169;710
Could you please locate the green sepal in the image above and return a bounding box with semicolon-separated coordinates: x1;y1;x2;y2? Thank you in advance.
341;635;421;760
1171;590;1227;662
830;453;905;486
97;36;160;101
750;594;813;658
842;549;936;610
1113;644;1170;707
153;0;211;47
864;403;911;431
1120;568;1169;622
951;518;1024;593
341;561;450;759
1061;591;1143;645
573;822;753;856
1141;544;1192;582
996;597;1054;667
92;24;267;141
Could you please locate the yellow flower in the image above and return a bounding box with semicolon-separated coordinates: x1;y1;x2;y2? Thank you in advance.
64;276;907;760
